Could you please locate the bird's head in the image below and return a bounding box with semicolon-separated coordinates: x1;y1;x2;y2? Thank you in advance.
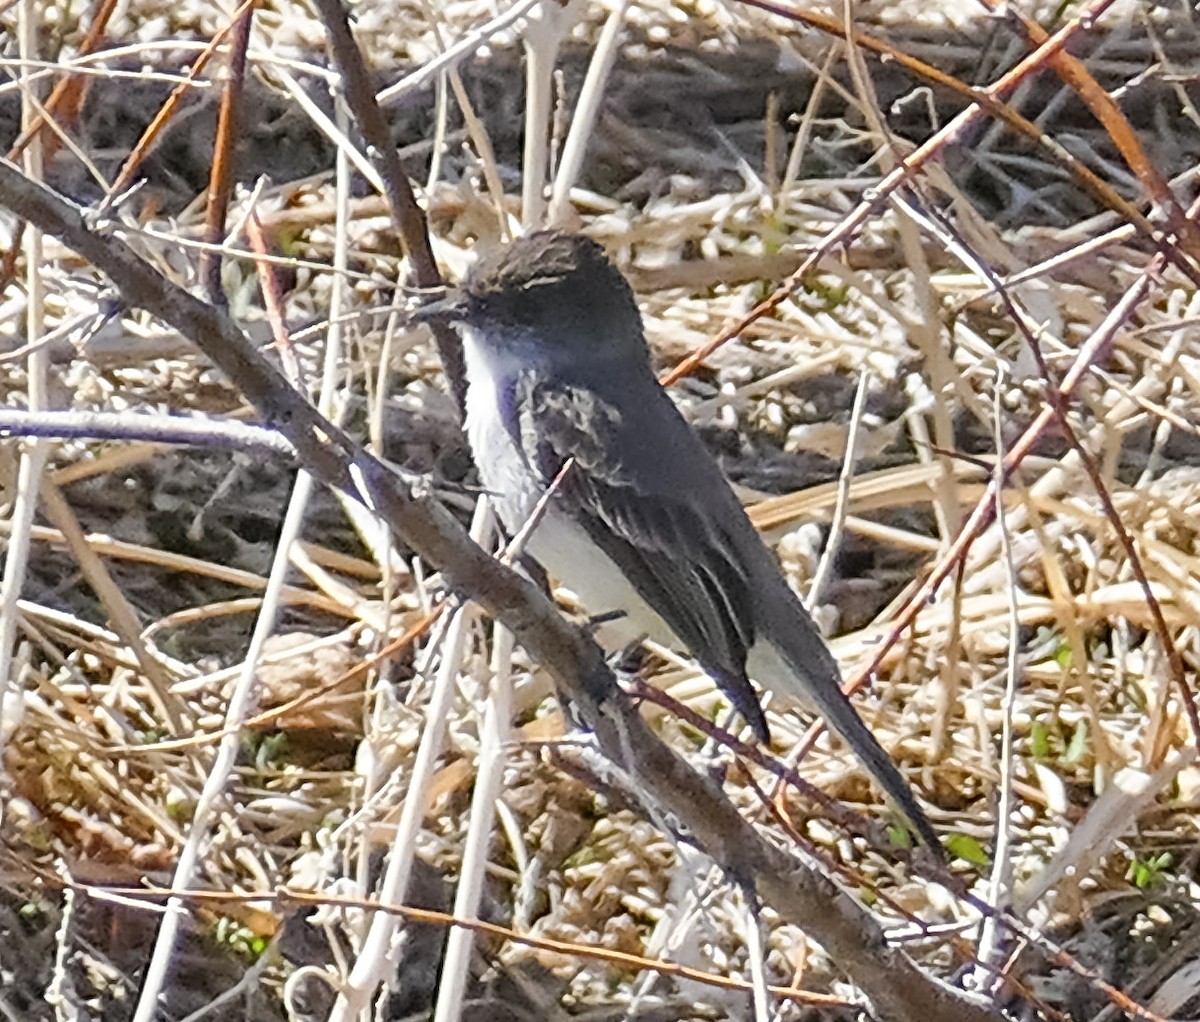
413;231;648;367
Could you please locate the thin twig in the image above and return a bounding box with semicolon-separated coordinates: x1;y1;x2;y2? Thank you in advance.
199;0;254;303
972;367;1020;993
308;0;466;408
807;368;871;611
0;0;52;770
329;503;491;1022
546;0;630;225
0;407;295;456
433;615;514;1022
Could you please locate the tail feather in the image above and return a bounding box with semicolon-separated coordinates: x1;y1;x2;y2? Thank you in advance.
748;636;944;859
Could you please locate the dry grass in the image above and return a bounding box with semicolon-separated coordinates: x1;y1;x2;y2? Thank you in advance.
2;0;1200;1019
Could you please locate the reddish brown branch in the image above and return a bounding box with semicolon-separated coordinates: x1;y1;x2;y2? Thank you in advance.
979;0;1200;264
199;0;255;303
105;1;253;204
308;0;466;412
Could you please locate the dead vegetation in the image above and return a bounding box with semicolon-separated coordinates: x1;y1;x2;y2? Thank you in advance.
1;0;1200;1020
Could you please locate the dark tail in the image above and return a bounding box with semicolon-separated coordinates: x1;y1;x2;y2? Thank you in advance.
752;631;944;860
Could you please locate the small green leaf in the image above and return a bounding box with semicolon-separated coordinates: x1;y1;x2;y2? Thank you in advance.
1054;642;1073;669
1031;719;1050;759
1064;720;1088;764
945;833;990;866
887;821;913;850
255;730;289;771
1127;852;1172;889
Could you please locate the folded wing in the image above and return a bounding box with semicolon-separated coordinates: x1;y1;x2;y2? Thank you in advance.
514;372;770;740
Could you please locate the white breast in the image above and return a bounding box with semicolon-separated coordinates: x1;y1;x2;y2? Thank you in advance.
460;326;540;528
459;325;675;647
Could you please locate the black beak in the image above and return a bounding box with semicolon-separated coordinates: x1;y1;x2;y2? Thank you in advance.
410;289;469;324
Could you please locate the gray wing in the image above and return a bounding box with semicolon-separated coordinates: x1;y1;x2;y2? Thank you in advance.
513;371;769;740
511;372;944;854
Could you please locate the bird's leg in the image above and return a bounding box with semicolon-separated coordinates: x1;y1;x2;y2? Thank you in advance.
698;707;739;777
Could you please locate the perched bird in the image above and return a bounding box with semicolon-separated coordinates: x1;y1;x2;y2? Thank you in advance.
417;230;940;854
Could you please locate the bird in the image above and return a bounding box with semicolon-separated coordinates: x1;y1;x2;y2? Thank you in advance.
415;230;940;855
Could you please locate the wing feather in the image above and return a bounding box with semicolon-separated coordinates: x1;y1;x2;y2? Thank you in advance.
513;373;766;735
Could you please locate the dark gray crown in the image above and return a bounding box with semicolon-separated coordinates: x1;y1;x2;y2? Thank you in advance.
461;231;644;344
